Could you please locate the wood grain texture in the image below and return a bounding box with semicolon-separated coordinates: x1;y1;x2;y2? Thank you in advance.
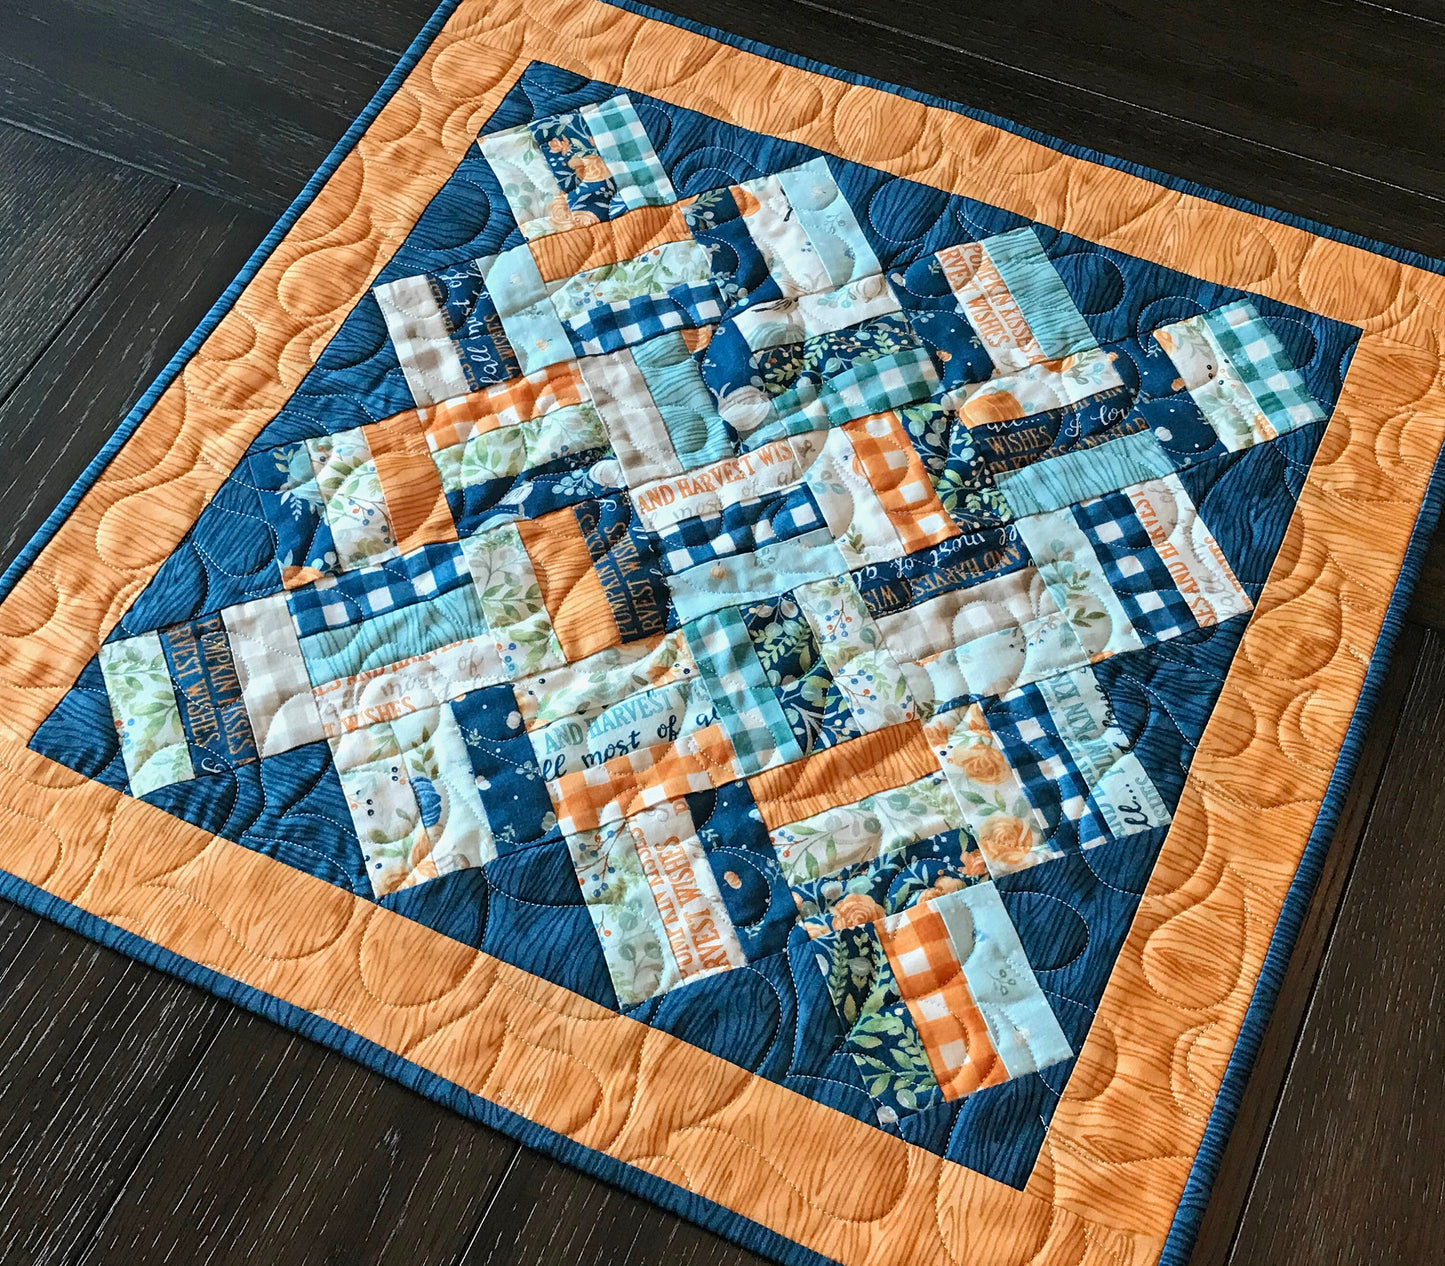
0;128;167;400
1185;622;1426;1264
0;2;1439;1265
1407;535;1445;630
1225;627;1445;1265
3;0;1443;253
76;1010;517;1266
811;0;1440;203
457;1145;768;1266
0;0;398;214
644;0;1445;258
0;906;227;1265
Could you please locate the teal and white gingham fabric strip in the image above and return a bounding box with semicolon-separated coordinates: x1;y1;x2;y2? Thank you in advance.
683;608;802;775
581;93;676;215
1153;299;1325;451
1203;299;1326;434
742;347;941;450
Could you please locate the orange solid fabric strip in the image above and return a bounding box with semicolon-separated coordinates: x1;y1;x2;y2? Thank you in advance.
417;361;590;453
747;719;939;830
515;507;620;662
365;414;459;553
528;200;694;282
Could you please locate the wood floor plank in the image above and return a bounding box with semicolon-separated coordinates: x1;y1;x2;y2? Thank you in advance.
1186;622;1426;1264
0;0;398;214
799;0;1441;207
0;908;228;1266
236;0;440;54
0;125;169;401
456;1145;768;1266
1223;626;1445;1265
645;0;1445;259
77;1009;517;1266
1;2;1441;255
0;186;271;571
1372;1;1445;22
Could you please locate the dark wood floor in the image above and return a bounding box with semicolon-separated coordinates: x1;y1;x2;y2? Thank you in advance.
0;3;1441;1263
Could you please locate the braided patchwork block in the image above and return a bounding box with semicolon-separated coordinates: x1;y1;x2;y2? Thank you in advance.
90;93;1324;1131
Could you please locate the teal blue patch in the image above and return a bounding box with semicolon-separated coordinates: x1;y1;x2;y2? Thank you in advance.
985;227;1096;358
299;580;488;685
631;330;733;468
744;347;939;450
670;529;849;623
489;244;572;373
683;607;803;774
996;429;1174;517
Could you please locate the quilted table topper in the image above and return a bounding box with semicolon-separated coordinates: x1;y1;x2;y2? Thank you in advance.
1;3;1442;1264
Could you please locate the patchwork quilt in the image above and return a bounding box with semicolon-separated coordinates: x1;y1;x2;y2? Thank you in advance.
1;3;1442;1264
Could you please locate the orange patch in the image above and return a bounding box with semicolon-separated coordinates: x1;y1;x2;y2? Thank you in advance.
878;901;1008;1100
0;3;1435;1263
959;389;1026;427
529;200;694;283
417;361;589;453
548;721;740;835
515;508;620;662
748;721;939;830
364;414;458;553
730;183;760;218
843;411;958;551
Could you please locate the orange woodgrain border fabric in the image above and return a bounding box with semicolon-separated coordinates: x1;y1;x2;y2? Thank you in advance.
0;3;1440;1263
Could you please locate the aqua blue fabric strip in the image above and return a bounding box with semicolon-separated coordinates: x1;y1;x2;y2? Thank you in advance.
299;580;487;685
996;430;1175;518
670;528;849;623
1203;299;1326;434
1;3;1437;1263
982;227;1097;359
489;244;573;373
937;883;1073;1080
776;156;880;288
745;347;938;449
631;330;733;468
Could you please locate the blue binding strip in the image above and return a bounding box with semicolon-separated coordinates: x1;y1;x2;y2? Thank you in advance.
1157;436;1445;1263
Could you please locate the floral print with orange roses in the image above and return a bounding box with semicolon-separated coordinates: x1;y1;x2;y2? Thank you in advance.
528;110;616;224
926;702;1060;877
772;771;986;937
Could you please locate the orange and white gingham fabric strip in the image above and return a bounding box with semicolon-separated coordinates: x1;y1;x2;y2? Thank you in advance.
548;721;742;835
842;412;957;552
417;360;590;452
879;899;1008;1100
